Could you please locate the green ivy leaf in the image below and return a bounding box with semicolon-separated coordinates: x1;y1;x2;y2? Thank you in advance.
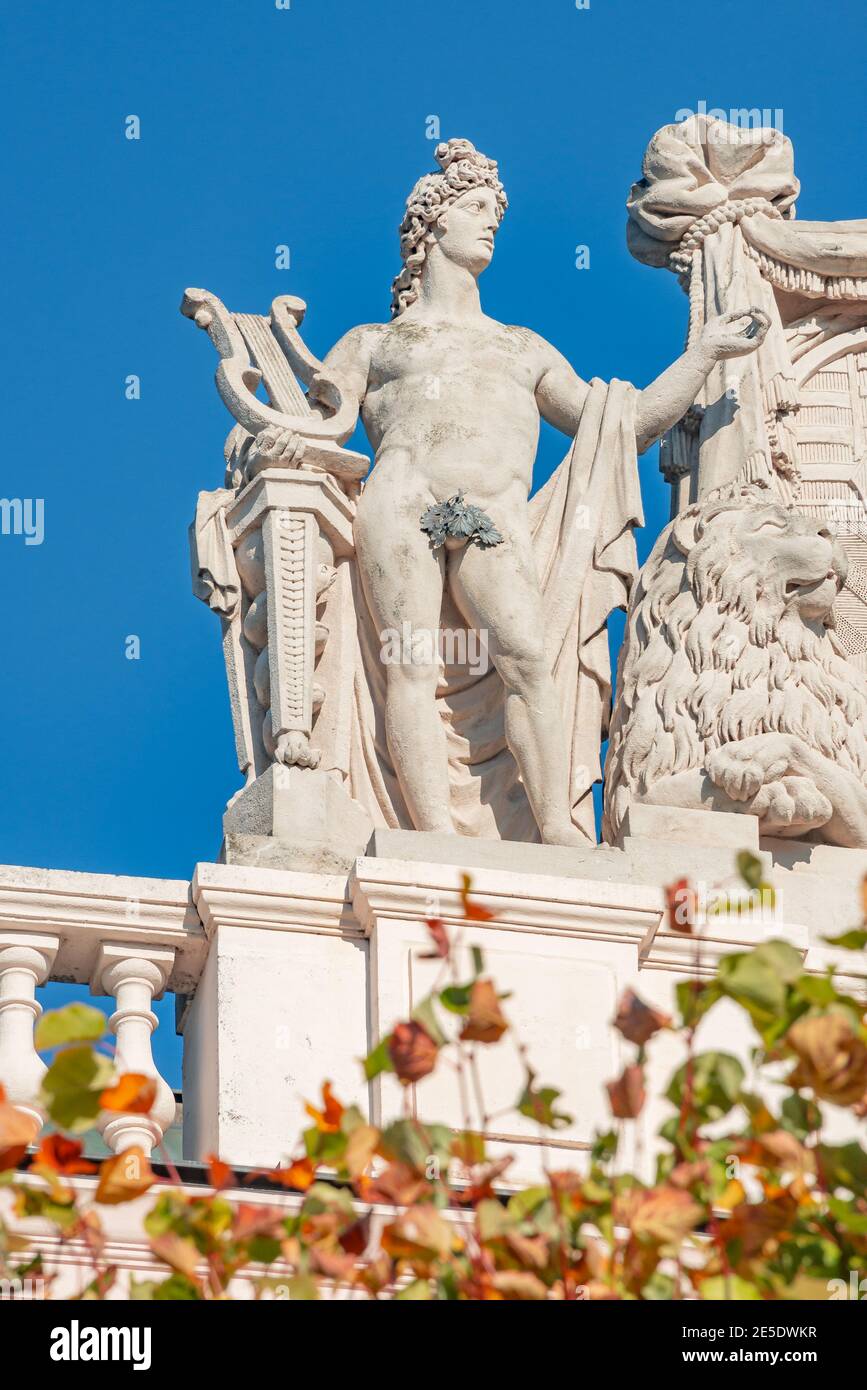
823;929;867;951
642;1271;678;1300
675;979;720;1031
362;1037;394;1082
396;1278;433;1300
591;1130;619;1165
412;994;447;1047
478;1198;513;1241
379;1119;436;1173
153;1274;203;1301
303;1126;347;1164
827;1198;867;1235
794;974;840;1007
700;1274;762;1300
439;984;472;1015
285;1274;319;1301
35;1003;107;1051
517;1079;572;1130
40;1044;115;1132
736;850;764;890
715;941;805;1044
817;1142;867;1197
247;1235;282;1264
506;1186;551;1223
781;1092;821;1139
666;1052;745;1124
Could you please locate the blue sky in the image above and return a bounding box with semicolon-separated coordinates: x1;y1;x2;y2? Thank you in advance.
2;0;862;1083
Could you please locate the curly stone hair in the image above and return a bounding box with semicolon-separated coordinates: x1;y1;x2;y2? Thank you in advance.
390;138;508;318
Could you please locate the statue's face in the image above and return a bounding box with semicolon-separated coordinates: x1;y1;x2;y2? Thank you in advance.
434;185;500;275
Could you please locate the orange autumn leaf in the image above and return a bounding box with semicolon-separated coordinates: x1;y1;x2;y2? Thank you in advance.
459;873;495;922
0;1086;39;1171
629;1185;704;1245
460;978;509;1044
95;1147;155;1205
304;1081;344;1133
419;918;450;959
664;878;698;933
275;1157;316;1192
310;1245;358;1281
100;1073;157;1115
452;1155;513;1206
345;1123;379;1180
32;1134;98;1176
206;1153;235;1190
489;1269;548;1300
786;1014;867;1107
668;1159;710;1190
388;1020;439;1085
613;990;672;1046
580;1281;623;1302
754;1130;815;1175
606;1064;646;1119
381;1204;459;1267
357;1161;428;1207
150;1232;202;1283
724;1193;797;1258
231;1202;284;1241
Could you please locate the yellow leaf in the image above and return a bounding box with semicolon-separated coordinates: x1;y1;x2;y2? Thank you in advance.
0;1086;39;1171
95;1147;155;1205
100;1073;157;1115
345;1125;379;1180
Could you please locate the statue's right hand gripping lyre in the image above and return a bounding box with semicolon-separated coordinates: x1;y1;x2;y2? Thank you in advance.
181;288;368;482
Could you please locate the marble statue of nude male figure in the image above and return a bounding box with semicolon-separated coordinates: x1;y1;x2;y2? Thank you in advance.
247;139;769;846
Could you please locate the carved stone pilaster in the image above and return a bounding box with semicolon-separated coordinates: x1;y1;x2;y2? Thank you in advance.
261;507;319;767
216;468;373;870
224;467;355;770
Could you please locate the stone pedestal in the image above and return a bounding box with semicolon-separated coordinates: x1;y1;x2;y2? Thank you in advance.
223;765;373;874
183;863;369;1167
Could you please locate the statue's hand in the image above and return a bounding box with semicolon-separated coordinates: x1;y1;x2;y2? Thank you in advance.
699;306;770;362
248;426;307;477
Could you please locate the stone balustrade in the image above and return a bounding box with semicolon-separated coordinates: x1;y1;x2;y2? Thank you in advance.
1;818;865;1178
0;934;60;1129
0;865;206;1154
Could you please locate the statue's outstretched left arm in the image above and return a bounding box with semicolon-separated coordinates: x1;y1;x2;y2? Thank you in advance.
534;308;769;453
633;307;770;454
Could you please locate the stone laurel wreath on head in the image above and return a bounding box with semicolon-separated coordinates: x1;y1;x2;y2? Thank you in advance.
390;138;508;317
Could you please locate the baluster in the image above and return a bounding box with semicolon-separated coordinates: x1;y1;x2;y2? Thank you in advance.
0;933;60;1130
91;943;176;1154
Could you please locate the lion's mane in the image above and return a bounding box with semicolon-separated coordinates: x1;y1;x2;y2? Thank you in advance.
602;489;867;841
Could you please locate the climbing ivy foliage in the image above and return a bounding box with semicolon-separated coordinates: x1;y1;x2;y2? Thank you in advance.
1;860;866;1300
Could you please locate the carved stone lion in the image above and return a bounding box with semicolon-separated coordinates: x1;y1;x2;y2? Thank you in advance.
603;488;867;848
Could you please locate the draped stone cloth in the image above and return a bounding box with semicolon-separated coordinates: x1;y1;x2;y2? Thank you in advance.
313;379;642;843
627;115;867;501
190;488;240;618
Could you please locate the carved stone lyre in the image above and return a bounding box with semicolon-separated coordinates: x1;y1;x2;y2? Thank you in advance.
183;289;371;864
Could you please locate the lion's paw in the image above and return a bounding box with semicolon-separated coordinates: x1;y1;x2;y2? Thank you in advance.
706;745;765;802
275;731;322;770
754;776;832;834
